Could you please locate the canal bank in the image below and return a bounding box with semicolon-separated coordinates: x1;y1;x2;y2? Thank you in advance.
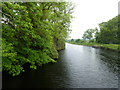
68;42;120;53
92;45;120;53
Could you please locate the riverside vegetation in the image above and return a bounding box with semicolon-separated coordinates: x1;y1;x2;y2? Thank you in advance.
68;15;120;51
1;2;73;76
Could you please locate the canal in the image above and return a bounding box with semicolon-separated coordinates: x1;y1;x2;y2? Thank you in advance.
2;43;119;88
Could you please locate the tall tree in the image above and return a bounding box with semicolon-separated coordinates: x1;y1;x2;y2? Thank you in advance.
96;15;120;44
2;2;73;76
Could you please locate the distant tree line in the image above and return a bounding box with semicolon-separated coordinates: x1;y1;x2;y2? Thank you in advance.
2;2;73;76
69;15;120;44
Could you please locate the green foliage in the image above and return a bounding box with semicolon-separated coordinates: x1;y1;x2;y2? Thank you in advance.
82;28;97;42
68;39;86;45
82;29;95;40
2;39;24;76
0;39;2;72
68;40;120;51
81;15;120;44
75;39;81;42
100;44;120;50
96;15;120;44
68;15;120;52
2;2;73;76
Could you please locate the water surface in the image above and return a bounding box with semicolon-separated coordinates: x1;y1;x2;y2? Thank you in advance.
3;43;119;88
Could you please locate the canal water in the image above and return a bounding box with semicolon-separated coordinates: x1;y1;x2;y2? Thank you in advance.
2;43;119;88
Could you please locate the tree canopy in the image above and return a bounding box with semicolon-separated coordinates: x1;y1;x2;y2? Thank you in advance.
82;28;97;42
2;2;73;76
69;15;120;45
96;15;120;44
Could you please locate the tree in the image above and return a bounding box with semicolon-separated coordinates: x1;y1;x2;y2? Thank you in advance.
2;2;73;76
96;15;120;44
75;39;81;42
82;29;96;42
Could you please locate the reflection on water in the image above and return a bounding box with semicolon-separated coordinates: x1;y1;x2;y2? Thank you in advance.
3;43;119;88
98;49;119;74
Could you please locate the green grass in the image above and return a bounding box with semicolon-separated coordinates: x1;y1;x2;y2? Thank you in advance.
68;42;120;51
100;44;120;50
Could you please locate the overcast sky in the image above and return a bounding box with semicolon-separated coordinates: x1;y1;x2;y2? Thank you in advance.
69;0;119;39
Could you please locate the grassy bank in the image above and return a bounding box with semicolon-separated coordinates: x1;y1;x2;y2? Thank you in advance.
68;42;120;51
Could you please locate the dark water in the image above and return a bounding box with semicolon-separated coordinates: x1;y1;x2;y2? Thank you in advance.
2;43;119;88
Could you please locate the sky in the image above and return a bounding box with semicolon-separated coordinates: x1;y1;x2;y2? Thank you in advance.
69;0;119;39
